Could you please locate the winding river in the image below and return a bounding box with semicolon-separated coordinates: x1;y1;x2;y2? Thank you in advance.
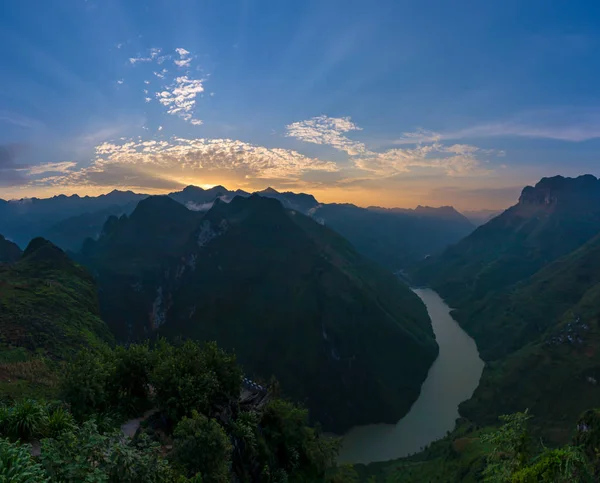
337;288;484;465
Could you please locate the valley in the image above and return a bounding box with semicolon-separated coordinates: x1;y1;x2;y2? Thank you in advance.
4;175;600;481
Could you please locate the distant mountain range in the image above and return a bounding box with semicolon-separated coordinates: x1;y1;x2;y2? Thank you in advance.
79;194;439;432
412;174;600;443
0;185;475;269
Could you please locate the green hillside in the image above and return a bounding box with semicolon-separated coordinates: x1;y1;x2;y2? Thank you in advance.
0;234;21;263
82;194;438;433
0;238;113;358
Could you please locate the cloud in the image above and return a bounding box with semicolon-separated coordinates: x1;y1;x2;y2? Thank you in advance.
36;137;339;192
174;48;192;68
157;125;163;131
286;115;367;155
129;48;163;64
117;79;124;85
0;144;28;186
354;142;493;177
394;108;600;144
24;161;77;175
156;76;204;124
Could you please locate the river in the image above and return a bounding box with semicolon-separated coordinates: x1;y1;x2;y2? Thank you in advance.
337;288;484;465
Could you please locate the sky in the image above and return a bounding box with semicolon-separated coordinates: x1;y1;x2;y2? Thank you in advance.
1;0;600;210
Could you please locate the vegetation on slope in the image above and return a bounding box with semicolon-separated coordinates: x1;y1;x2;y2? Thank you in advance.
0;234;21;263
81;194;438;433
0;340;355;482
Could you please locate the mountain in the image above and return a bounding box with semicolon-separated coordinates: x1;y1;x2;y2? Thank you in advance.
310;203;474;270
411;175;600;442
0;234;22;263
81;194;439;433
413;175;600;309
462;208;503;226
41;204;137;253
255;187;319;213
369;204;473;225
460;232;600;442
0;238;113;359
0;190;147;247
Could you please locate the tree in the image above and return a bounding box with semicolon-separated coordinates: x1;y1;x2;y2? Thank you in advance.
171;410;232;482
61;348;114;419
480;410;533;482
111;342;155;416
258;399;339;482
151;340;241;422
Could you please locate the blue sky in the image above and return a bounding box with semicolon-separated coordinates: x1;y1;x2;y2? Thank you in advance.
1;0;600;209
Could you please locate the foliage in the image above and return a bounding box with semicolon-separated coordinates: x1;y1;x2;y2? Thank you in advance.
511;446;591;482
40;420;175;483
480;411;533;482
61;348;114;419
171;410;232;482
257;399;339;482
151;339;242;423
44;406;76;438
2;399;47;441
84;194;439;433
111;342;156;416
0;238;113;362
0;437;48;482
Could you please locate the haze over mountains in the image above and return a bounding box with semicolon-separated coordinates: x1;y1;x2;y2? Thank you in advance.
0;185;476;269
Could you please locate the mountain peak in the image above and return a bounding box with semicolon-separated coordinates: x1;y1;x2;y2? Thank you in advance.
259;187;280;195
519;174;600;207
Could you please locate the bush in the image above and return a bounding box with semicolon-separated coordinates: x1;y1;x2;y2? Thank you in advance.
43;407;75;438
7;399;47;441
41;419;175;482
0;437;48;482
151;340;241;422
111;342;156;416
171;410;232;482
61;348;114;419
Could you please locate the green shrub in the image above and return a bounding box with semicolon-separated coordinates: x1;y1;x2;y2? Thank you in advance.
0;437;48;482
61;348;114;419
111;342;156;416
151;340;241;422
171;410;232;482
8;399;47;441
43;407;75;438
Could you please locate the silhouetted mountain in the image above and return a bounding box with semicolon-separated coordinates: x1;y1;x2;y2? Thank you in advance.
0;238;113;358
81;194;438;433
0;190;147;247
255;187;319;213
462;209;503;226
0;234;22;263
311;203;474;269
413;175;600;308
411;175;600;443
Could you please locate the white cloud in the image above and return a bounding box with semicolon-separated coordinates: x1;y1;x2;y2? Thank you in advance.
117;79;124;85
144;97;152;103
156;75;205;124
157;125;163;131
24;161;77;175
175;58;192;67
39;137;339;190
144;80;150;84
394;108;600;144
129;56;152;64
116;43;123;49
354;142;492;177
286;115;367;155
174;47;192;68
